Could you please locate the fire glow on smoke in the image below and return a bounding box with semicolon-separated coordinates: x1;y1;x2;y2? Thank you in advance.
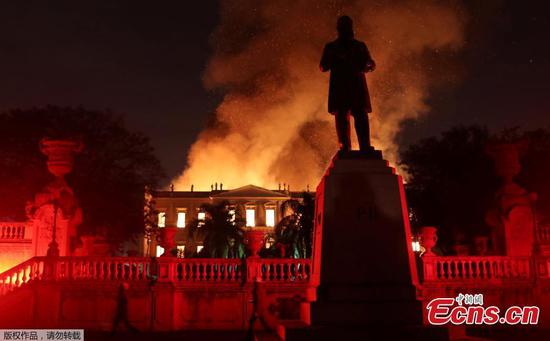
173;0;466;191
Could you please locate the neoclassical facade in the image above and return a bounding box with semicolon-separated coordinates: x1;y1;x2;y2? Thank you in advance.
149;184;307;256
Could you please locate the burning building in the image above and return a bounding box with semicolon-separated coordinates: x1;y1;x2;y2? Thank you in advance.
172;0;466;190
148;184;310;257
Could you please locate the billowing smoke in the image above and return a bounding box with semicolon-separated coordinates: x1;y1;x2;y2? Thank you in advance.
174;0;465;191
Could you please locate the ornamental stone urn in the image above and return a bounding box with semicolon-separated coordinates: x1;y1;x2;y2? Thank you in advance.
32;138;83;258
419;226;438;257
245;230;265;258
159;227;177;257
40;138;84;179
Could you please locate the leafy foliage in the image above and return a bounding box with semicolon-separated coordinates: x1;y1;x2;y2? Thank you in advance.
143;185;160;256
188;201;246;258
0;106;165;243
264;192;314;258
400;125;550;252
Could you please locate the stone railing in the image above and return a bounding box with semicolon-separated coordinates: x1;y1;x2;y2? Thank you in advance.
55;257;152;281
422;256;532;283
253;259;312;282
158;258;313;284
161;258;243;283
0;256;316;332
0;256;314;293
0;257;46;296
0;222;28;240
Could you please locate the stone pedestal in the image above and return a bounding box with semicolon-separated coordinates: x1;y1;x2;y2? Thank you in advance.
286;150;445;339
31;204;71;257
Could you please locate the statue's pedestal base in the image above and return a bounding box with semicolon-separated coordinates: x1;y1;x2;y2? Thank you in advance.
32;204;71;257
285;150;447;340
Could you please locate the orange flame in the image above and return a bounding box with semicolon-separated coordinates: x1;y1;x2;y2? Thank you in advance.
173;0;465;190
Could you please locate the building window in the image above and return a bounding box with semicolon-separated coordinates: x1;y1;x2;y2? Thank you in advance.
229;208;236;224
246;209;255;227
198;212;206;226
266;208;275;227
412;240;421;252
158;212;166;228
197;245;204;253
177;245;185;258
156;245;164;257
177;211;186;228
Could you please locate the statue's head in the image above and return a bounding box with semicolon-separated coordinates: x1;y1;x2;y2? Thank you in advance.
337;15;354;39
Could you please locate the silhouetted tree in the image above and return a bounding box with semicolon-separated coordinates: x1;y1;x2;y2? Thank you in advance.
400;125;550;252
512;128;550;218
144;185;160;257
265;192;314;258
0;106;165;244
188;201;246;258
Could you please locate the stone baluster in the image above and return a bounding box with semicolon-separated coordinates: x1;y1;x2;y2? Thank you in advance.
209;262;215;281
183;262;189;281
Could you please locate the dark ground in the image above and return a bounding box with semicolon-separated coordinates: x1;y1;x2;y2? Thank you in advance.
83;326;550;341
85;330;280;341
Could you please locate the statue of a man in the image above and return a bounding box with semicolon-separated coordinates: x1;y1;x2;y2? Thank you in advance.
320;15;376;152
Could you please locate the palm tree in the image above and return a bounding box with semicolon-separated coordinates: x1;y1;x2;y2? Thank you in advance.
266;192;314;258
188;201;246;258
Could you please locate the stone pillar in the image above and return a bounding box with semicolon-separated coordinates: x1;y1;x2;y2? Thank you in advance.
236;203;246;222
287;150;437;339
257;202;266;227
165;202;177;227
485;142;537;256
276;202;283;223
31;206;70;257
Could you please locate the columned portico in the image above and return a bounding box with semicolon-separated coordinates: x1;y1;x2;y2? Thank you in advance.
150;185;306;257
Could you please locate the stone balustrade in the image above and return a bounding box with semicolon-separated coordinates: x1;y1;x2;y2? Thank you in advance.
3;254;550;329
155;258;313;284
0;256;313;294
0;222;28;240
161;258;243;283
422;256;532;282
55;257;152;281
0;256;316;331
0;257;46;295
254;259;312;282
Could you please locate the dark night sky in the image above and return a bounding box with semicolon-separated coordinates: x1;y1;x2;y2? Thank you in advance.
400;1;550;145
1;1;550;182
